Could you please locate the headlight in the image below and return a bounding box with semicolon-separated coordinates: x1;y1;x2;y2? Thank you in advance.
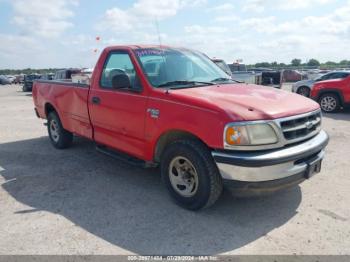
224;123;278;147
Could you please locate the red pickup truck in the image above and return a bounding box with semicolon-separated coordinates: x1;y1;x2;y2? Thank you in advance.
33;45;329;210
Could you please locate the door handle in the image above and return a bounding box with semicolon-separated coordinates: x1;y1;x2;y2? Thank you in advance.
91;96;101;105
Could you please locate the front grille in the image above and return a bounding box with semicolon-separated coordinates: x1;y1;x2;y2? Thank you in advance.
280;111;321;143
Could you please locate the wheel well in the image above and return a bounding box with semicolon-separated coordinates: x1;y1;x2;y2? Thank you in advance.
45;103;57;117
318;91;343;106
297;86;310;93
298;85;310;90
154;130;204;162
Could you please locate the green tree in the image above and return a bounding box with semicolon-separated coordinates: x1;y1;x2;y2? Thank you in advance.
291;59;302;66
255;62;271;68
339;60;350;65
307;59;320;67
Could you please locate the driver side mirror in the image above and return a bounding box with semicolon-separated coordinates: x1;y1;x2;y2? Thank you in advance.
112;73;131;89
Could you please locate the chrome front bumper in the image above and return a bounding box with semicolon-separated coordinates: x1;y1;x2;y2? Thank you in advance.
212;130;329;182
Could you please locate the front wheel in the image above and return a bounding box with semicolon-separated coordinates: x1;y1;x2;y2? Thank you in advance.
297;86;310;97
47;112;73;149
319;93;340;113
161;140;223;210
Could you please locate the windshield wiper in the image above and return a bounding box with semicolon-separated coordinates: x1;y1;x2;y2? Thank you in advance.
211;77;242;83
157;80;215;88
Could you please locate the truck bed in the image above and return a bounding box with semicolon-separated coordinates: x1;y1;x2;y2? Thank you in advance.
33;80;93;139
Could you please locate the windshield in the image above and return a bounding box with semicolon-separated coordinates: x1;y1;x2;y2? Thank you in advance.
134;48;231;88
214;61;232;76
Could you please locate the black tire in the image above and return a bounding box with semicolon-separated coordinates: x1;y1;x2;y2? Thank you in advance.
161;139;223;210
47;111;73;149
318;93;340;113
296;86;310;97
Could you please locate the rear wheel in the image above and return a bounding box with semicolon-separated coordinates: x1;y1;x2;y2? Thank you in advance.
47;112;73;149
319;93;340;113
161;140;223;210
296;86;310;97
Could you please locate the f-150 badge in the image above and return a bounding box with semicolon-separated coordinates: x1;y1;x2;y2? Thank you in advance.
147;108;160;119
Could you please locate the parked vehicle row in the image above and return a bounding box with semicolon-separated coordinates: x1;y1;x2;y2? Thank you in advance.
214;62;303;89
291;71;350;112
0;74;25;85
33;45;329;210
21;70;83;92
292;71;350;97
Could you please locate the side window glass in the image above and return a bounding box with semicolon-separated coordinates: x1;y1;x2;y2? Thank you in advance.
338;73;349;79
322;74;332;80
101;52;141;90
330;73;345;79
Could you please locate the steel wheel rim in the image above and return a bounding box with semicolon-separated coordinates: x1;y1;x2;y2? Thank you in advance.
50;120;60;142
320;96;337;112
169;156;199;198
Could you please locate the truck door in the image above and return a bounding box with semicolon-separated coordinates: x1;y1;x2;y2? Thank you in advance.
88;50;148;159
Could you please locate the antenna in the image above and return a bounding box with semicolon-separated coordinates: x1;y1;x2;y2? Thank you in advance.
155;18;162;47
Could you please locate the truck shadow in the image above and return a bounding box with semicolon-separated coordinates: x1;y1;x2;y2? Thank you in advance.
0;137;302;255
323;108;350;121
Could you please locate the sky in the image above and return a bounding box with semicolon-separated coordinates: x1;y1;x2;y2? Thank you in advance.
0;0;349;69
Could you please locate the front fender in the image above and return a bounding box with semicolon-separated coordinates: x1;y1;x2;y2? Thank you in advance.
143;97;228;161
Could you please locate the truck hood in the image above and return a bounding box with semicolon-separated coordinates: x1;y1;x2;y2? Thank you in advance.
171;83;320;121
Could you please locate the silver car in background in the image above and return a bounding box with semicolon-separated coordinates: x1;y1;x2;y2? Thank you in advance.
0;75;11;85
292;71;348;97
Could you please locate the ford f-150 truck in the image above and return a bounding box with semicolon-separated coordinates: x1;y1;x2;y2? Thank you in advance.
33;45;329;210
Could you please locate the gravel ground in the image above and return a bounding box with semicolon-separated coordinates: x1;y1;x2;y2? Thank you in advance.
0;84;349;255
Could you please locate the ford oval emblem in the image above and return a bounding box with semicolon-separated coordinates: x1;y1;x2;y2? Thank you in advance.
305;121;313;129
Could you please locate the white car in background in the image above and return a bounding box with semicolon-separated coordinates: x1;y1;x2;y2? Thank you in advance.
6;75;16;84
292;71;348;97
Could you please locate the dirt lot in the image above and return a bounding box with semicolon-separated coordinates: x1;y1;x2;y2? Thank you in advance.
0;84;349;255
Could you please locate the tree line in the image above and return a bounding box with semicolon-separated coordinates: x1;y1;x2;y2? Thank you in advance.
1;58;350;75
0;68;61;76
250;59;350;69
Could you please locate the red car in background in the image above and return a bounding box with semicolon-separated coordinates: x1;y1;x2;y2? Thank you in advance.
311;71;350;113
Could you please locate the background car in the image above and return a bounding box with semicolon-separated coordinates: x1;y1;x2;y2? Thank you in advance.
0;75;11;85
311;71;350;113
54;69;81;80
22;74;41;92
40;73;55;81
14;74;25;84
292;71;349;97
6;75;16;84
